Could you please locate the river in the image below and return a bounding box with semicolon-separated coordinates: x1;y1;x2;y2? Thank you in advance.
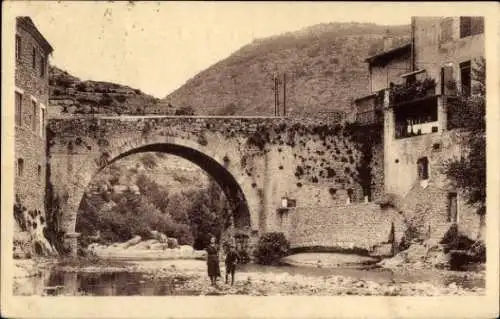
13;254;485;296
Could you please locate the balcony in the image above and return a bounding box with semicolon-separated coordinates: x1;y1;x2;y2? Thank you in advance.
394;95;439;139
389;78;437;106
354;89;385;126
356;110;384;126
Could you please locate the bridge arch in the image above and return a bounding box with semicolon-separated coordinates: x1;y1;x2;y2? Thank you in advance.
84;142;252;229
50;132;262;255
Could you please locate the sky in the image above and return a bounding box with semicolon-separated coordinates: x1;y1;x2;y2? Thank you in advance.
5;2;486;98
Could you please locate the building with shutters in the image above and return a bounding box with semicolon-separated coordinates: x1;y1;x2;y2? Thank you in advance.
14;16;54;255
354;16;485;240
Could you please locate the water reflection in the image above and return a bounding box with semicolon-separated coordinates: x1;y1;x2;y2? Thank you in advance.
15;263;484;296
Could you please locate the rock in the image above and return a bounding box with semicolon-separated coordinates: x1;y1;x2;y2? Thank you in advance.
124;235;142;248
13;231;34;258
129;241;150;250
179;245;194;255
167;237;179;248
193;250;207;259
144;239;159;245
377;254;404;269
150;230;159;238
149;243;164;250
158;233;168;244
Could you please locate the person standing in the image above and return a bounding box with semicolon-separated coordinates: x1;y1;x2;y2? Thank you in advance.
225;244;239;286
206;236;221;286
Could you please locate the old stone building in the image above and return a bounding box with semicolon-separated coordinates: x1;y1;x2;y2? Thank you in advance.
14;17;54;257
354;16;485;241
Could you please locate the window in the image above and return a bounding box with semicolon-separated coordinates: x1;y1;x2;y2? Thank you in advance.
441;64;455;96
40;106;46;137
417;157;429;180
346;188;354;204
31;100;37;131
17;159;24;177
15;92;22;126
37;165;42;181
32;46;36;69
460;17;484;38
447;192;458;223
440;67;445;95
40;55;46;77
439;18;453;43
15;35;21;61
460;61;471;97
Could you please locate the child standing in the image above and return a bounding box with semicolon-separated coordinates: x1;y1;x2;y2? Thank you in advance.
225;245;239;285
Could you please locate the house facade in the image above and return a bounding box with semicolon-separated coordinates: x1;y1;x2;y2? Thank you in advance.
354;16;484;240
14;17;54;255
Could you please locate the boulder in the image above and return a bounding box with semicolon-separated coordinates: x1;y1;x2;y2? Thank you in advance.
179;245;194;255
124;235;142;247
149;243;165;250
144;239;159;245
158;233;168;243
167;237;179;248
193;250;207;259
13;232;32;259
129;241;151;250
150;230;159;238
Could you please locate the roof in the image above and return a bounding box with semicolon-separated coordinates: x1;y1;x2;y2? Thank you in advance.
365;43;411;65
354;93;376;103
400;69;426;78
16;16;54;54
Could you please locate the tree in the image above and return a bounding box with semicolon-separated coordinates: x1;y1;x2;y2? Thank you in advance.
174;105;195;116
442;57;486;239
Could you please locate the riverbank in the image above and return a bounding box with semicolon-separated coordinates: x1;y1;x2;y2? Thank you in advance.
12;255;485;296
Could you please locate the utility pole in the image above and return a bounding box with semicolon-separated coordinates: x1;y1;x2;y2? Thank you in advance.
283;73;286;116
273;73;277;116
276;74;280;116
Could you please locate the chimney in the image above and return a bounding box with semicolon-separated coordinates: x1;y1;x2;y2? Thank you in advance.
383;36;394;51
383;29;393;51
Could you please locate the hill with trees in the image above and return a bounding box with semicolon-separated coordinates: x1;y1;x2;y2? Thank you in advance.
163;22;410;116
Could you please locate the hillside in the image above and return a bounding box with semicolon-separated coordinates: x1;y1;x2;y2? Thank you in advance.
90;152;210;195
48;66;170;117
163;22;410;116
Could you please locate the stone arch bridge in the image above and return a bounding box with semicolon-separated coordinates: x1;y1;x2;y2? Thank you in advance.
47;115;391;255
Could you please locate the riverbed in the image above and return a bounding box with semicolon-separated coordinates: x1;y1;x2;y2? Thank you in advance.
13;254;485;296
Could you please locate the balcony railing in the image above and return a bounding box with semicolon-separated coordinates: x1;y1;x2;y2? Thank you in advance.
389;78;437;106
355;110;383;125
354;89;385;125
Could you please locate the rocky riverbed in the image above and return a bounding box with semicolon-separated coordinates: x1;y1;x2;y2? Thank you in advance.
13;255;485;296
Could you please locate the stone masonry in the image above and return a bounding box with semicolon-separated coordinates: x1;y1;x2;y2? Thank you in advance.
13;17;54;257
47;115;385;255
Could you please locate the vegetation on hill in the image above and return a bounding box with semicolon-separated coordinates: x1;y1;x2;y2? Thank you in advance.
163;22;410;116
48;66;166;116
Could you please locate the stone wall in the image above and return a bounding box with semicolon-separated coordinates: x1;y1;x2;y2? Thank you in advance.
14;18;53;256
47;115;384;253
286;203;404;251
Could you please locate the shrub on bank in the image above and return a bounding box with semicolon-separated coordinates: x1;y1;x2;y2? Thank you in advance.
254;232;290;265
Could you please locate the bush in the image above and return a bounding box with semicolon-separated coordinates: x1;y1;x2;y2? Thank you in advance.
398;210;428;251
174;105;195;116
254;232;290;265
237;249;250;264
440;224;475;253
115;95;127;103
76;82;87;91
99;93;114;106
